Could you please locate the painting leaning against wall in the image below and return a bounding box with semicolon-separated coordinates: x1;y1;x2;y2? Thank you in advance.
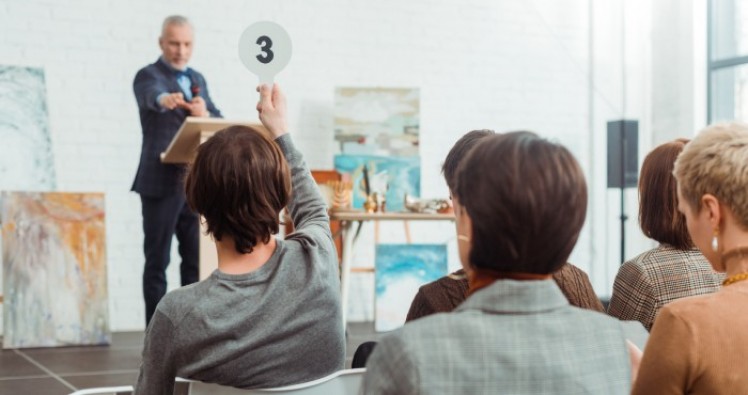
375;244;447;332
0;65;57;336
0;65;56;191
1;192;109;348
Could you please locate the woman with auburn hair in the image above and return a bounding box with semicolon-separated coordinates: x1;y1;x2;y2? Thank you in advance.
633;122;748;394
608;139;723;331
362;131;637;394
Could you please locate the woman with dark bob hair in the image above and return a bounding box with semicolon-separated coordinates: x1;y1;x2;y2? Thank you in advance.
404;130;604;322
633;122;748;393
608;139;723;331
134;85;344;393
362;131;637;394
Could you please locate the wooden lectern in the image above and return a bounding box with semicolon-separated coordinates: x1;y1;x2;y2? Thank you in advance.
161;116;268;280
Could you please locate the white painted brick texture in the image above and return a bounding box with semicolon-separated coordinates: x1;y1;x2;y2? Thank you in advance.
0;0;676;330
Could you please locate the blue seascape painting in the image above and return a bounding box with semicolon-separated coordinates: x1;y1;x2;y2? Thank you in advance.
334;154;420;212
375;244;448;331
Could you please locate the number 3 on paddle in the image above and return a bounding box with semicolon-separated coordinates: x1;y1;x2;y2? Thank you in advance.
256;35;274;64
238;21;292;84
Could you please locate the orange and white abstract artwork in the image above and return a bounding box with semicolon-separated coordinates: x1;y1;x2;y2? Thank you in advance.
2;192;109;348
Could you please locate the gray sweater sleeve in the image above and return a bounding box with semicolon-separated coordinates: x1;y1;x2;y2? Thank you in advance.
275;134;333;248
133;310;178;394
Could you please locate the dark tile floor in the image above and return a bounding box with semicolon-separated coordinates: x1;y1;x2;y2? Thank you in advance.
0;322;382;394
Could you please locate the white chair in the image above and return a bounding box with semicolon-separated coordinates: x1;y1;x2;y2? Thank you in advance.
67;386;133;395
184;368;366;395
68;368;364;395
65;378;187;395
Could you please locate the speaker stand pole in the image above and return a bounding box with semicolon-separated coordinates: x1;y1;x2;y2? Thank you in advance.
620;186;627;265
619;130;627;265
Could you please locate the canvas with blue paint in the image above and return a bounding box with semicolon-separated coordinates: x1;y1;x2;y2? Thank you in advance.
375;244;448;331
0;65;56;191
0;65;56;338
334;154;420;212
334;87;419;157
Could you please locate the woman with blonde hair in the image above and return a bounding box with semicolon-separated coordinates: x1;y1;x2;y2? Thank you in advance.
633;122;748;393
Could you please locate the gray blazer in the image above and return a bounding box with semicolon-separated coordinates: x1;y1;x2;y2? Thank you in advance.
362;279;632;395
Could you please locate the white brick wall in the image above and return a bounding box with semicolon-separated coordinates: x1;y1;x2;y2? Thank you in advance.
652;0;708;142
0;0;699;330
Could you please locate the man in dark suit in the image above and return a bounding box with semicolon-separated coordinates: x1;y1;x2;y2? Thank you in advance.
132;15;222;325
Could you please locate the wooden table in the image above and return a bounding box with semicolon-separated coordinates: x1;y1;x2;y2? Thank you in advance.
329;211;455;329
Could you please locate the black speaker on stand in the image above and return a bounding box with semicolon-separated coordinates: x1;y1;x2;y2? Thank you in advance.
607;120;638;265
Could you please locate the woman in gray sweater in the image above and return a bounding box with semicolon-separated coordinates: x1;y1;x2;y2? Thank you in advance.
134;84;344;394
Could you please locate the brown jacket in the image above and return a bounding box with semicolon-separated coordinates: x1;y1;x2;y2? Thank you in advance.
405;263;604;322
632;281;748;394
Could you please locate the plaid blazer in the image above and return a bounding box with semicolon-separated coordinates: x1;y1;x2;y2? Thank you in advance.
607;244;724;331
362;280;632;395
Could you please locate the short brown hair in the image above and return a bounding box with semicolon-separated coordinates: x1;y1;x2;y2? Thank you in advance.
674;122;748;230
638;139;692;250
441;129;495;192
185;125;291;254
453;131;587;274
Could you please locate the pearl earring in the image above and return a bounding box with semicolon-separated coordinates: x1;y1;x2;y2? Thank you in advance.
712;230;719;252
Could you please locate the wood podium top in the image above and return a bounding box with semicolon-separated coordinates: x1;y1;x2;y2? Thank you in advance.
160;117;268;164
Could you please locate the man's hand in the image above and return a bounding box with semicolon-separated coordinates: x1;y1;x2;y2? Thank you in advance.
256;84;288;138
158;92;186;110
181;96;209;117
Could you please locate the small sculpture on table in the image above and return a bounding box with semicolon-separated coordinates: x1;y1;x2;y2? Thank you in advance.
329;180;353;211
361;164;383;213
363;192;378;213
376;192;387;213
403;194;452;214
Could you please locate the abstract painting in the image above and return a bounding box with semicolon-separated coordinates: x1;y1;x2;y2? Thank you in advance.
2;192;109;348
334;87;420;157
0;65;56;191
375;244;447;331
334;154;420;212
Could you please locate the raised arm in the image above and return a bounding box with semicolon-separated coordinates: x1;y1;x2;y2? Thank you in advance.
257;84;330;238
133;68;173;112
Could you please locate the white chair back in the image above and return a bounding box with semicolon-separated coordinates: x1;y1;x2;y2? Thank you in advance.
67;368;364;395
67;386;133;395
185;368;365;395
